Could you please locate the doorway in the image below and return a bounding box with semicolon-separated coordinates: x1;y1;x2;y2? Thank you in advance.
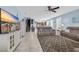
56;17;62;35
26;18;34;32
26;19;30;32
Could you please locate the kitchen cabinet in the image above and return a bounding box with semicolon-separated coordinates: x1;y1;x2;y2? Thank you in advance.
0;31;21;52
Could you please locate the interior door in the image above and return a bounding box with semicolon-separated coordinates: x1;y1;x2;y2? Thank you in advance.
56;17;62;35
56;17;62;30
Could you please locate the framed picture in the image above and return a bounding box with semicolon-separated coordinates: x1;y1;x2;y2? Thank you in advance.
0;8;20;34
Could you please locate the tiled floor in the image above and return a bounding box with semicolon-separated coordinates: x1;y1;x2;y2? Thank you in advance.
38;35;79;52
15;32;43;52
15;29;79;52
37;27;79;52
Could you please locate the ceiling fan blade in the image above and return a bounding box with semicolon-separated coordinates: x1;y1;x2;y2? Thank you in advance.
51;7;60;10
52;10;56;13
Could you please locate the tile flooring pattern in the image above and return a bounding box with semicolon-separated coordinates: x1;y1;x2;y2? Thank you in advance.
15;32;43;52
38;35;79;52
37;27;79;52
15;27;79;52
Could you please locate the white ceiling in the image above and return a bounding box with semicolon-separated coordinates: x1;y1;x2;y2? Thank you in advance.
16;6;79;22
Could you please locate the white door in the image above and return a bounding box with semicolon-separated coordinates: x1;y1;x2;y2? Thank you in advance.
56;17;62;35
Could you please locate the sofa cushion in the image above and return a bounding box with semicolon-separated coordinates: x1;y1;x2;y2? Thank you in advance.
61;31;79;42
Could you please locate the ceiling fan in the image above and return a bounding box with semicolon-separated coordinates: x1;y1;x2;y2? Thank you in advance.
47;6;60;13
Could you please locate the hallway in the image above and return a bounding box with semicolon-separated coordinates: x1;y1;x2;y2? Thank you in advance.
15;32;43;52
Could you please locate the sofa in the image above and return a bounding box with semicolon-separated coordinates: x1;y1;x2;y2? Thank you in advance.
37;27;55;36
60;30;79;42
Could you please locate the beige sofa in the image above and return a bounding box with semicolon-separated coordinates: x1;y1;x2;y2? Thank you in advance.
60;30;79;42
37;27;55;36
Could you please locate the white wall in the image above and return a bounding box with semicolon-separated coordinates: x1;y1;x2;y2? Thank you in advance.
20;19;26;38
62;9;79;30
0;34;9;51
46;18;56;29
